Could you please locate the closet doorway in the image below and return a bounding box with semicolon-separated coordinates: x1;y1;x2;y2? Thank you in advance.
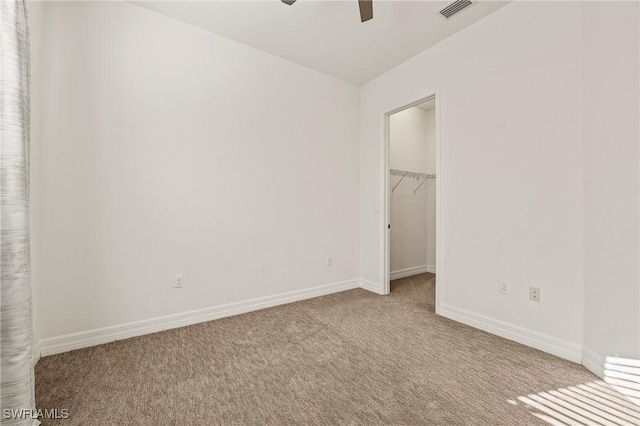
382;93;441;312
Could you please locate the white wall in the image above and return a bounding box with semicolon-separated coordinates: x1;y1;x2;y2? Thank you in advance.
582;2;640;369
28;0;46;350
360;0;640;364
33;1;360;340
30;0;640;367
389;107;436;275
425;110;436;273
360;2;586;349
390;107;432;174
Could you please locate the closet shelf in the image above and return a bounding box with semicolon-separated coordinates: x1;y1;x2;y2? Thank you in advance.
390;169;436;193
390;169;436;179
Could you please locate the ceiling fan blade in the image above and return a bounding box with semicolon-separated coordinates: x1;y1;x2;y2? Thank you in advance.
358;0;373;22
282;0;296;5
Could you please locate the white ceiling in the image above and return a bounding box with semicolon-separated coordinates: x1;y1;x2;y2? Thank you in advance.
132;0;509;85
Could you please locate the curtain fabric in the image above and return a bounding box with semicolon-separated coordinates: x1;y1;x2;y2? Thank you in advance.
0;0;37;425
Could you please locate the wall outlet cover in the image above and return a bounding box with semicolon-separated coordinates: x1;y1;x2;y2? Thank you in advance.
174;275;184;288
529;286;541;302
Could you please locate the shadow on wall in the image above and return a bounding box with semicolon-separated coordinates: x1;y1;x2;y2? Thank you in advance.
510;357;640;425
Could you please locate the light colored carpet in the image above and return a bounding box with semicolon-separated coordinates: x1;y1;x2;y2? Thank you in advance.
36;274;630;425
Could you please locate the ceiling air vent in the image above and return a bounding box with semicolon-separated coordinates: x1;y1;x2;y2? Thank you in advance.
439;0;474;19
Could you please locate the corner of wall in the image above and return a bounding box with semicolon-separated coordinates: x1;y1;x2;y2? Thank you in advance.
581;347;604;379
28;0;48;361
359;279;385;295
32;340;41;368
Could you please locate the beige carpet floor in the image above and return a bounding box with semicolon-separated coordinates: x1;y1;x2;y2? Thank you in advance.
36;274;635;425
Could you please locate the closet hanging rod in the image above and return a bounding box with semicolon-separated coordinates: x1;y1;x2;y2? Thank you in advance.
390;169;436;193
390;169;436;179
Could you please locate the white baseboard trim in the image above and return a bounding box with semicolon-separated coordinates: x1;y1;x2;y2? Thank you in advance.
39;279;360;357
581;347;604;378
32;340;41;368
439;303;582;363
390;265;431;280
426;265;436;274
359;279;385;295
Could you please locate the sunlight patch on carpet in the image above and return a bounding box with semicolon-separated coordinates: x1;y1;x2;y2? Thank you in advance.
512;378;640;425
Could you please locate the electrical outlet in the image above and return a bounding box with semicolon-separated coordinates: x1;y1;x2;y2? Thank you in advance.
530;287;540;302
174;274;184;288
499;280;509;295
327;256;333;267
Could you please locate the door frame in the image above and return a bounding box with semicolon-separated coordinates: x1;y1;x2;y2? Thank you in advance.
380;88;442;314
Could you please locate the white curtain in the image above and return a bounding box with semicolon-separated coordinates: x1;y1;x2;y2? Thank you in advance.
0;0;38;424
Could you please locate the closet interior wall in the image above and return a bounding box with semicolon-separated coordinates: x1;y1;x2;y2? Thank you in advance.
390;106;436;278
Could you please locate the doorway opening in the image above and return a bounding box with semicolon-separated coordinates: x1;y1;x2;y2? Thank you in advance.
382;93;441;313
